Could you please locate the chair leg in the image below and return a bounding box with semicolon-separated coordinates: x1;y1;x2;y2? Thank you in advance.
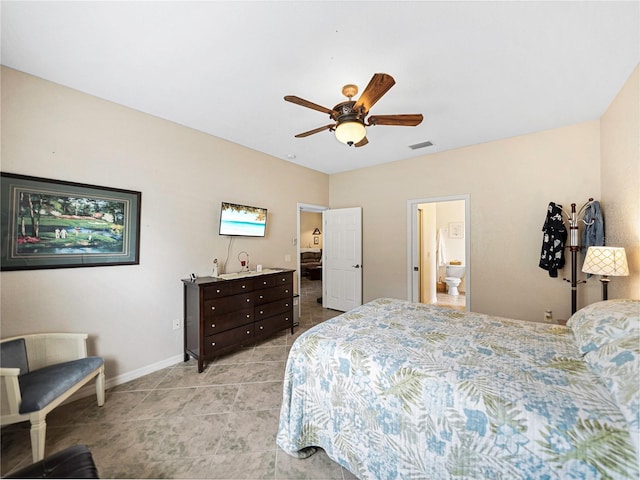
96;367;105;407
29;416;47;463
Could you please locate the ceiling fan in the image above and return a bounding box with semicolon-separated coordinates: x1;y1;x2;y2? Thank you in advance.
284;73;423;147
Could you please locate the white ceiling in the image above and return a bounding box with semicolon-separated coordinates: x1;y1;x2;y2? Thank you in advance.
2;1;638;174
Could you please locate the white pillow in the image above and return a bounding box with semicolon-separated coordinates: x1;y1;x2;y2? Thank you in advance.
567;299;639;354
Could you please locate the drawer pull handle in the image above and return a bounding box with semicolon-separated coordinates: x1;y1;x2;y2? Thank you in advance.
216;289;221;293
259;295;264;299
246;330;251;334
260;325;264;330
211;342;216;346
285;289;289;293
259;310;264;314
285;303;289;307
263;281;268;285
211;324;216;328
246;299;251;303
246;314;251;318
285;317;289;321
242;285;246;289
211;306;216;310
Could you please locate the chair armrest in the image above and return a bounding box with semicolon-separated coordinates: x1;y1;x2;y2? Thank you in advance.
0;367;22;416
18;334;89;370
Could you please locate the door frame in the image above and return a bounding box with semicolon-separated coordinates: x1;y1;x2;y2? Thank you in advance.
407;194;470;311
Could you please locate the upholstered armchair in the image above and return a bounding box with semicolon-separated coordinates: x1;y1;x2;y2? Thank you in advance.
0;333;105;463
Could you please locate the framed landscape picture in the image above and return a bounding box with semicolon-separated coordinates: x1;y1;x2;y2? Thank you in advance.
1;173;141;271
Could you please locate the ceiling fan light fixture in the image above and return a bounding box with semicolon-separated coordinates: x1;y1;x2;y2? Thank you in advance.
335;120;366;146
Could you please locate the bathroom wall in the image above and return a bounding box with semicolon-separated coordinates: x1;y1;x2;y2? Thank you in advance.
436;200;466;293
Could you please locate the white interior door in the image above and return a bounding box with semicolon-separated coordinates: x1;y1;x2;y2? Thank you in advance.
323;207;362;312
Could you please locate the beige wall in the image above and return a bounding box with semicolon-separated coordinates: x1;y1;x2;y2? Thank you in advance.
300;212;322;249
600;65;640;299
331;121;604;322
0;67;329;381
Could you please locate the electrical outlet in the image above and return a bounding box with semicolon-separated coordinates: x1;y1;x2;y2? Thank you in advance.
285;254;291;262
173;318;181;330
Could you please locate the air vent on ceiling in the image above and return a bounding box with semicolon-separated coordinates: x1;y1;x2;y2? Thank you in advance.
409;141;433;150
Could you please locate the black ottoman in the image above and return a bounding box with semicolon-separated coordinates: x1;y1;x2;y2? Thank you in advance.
6;445;99;479
308;266;322;280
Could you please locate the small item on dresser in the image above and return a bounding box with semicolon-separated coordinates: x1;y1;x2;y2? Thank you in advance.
544;310;553;323
190;273;197;282
213;258;219;277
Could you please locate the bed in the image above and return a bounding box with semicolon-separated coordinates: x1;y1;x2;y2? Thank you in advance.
277;298;639;479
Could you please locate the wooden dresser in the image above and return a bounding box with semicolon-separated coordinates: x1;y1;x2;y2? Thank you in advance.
182;269;295;372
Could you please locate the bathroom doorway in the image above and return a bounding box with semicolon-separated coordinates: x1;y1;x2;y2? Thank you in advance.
407;195;470;311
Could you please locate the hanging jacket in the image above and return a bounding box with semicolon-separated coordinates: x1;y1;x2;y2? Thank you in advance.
539;202;567;278
581;201;605;278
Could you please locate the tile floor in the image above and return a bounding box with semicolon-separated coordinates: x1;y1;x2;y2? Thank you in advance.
434;292;466;311
1;276;352;479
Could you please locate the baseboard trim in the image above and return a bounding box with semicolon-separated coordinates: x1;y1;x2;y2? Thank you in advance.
68;354;185;403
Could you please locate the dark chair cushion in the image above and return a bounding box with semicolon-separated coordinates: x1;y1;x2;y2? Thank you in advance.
18;357;103;414
5;444;99;478
1;338;29;374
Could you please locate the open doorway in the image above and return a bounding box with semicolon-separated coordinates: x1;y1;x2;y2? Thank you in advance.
297;203;337;327
407;195;470;312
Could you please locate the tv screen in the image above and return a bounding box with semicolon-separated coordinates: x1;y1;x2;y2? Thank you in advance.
219;202;267;237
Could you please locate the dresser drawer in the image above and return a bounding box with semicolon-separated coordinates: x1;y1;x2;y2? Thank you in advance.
204;324;255;356
255;298;293;320
254;276;276;289
254;272;292;289
231;279;255;294
203;283;235;298
254;285;293;305
204;308;253;336
274;272;293;286
255;311;294;338
205;293;253;316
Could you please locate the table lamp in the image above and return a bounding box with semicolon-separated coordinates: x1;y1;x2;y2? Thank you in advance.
582;246;629;300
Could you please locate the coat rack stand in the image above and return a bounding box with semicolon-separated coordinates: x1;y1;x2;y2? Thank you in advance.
561;199;594;314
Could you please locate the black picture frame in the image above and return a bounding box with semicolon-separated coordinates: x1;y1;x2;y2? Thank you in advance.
1;173;141;271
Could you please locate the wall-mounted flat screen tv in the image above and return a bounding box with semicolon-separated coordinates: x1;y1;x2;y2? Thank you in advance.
219;202;267;237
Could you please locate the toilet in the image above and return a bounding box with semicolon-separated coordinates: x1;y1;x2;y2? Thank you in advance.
445;265;466;296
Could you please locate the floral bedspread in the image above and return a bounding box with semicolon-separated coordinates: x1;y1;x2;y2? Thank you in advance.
276;298;638;479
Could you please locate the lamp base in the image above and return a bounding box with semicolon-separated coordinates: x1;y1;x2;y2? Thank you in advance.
599;276;610;301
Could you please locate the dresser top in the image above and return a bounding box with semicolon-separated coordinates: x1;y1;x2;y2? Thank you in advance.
182;268;294;286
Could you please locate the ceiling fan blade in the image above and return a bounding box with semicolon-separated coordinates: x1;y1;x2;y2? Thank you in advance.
368;114;424;126
354;136;368;148
353;73;396;113
294;124;335;138
284;95;334;115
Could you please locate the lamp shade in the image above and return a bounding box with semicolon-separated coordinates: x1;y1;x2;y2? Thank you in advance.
335;120;366;145
582;246;629;276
